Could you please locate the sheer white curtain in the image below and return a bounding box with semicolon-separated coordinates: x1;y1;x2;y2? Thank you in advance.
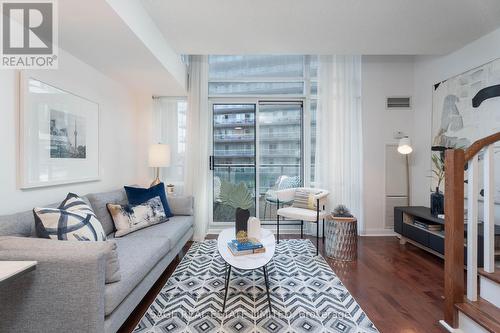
152;97;186;192
314;55;363;230
184;55;210;241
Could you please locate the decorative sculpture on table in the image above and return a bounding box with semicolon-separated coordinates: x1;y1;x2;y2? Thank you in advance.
247;217;262;240
219;180;254;241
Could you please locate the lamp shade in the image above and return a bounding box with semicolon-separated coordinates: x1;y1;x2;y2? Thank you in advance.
148;144;171;167
397;137;413;155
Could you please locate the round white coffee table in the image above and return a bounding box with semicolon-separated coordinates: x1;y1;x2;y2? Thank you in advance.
217;228;276;313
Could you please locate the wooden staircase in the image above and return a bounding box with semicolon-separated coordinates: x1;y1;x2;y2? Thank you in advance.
440;133;500;333
455;298;500;332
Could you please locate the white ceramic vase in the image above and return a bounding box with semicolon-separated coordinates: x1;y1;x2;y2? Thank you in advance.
247;217;261;240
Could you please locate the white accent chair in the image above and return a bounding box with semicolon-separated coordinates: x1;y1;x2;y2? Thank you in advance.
276;187;330;255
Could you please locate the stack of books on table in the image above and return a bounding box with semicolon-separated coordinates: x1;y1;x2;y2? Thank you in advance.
413;220;442;232
227;238;266;256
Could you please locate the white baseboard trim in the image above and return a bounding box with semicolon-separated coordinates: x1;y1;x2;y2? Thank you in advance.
361;228;397;236
208;226;396;237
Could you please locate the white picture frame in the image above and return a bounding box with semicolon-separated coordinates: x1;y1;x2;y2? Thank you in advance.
19;73;100;189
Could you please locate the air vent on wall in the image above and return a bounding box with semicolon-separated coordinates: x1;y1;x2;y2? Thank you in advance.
386;97;412;109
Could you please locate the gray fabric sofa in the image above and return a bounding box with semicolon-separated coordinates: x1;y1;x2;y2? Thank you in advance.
0;188;194;333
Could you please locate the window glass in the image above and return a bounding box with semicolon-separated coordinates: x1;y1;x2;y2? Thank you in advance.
209;55;304;79
209;82;304;96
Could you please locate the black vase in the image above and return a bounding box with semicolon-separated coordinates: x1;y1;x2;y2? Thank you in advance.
235;207;250;240
430;187;444;217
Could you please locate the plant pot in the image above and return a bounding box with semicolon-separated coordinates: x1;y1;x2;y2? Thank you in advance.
430;187;444;217
235;207;250;241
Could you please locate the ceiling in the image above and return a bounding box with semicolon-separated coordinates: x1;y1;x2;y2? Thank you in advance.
58;0;186;96
141;0;500;55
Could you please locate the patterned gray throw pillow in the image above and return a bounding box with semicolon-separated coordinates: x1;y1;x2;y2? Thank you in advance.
107;196;168;237
34;193;107;241
292;189;323;210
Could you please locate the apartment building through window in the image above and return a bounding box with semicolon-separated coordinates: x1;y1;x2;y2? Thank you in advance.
208;55;318;223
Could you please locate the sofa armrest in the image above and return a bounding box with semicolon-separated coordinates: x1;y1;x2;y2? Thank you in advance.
168;195;194;216
0;237;106;332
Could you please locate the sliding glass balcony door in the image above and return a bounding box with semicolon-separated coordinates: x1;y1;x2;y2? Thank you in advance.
258;102;303;220
211;101;303;223
212;104;257;222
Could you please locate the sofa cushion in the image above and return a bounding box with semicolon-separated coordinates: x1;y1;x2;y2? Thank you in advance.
103;216;193;315
0;210;34;237
104;235;170;315
86;189;128;236
168;195;194;216
124;215;194;243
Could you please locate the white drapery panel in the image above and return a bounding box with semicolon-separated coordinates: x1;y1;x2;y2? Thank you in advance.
314;55;363;231
152;97;187;192
185;55;210;241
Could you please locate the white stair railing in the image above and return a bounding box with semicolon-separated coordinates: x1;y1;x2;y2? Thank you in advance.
483;144;495;273
467;153;478;301
466;144;496;302
442;132;500;329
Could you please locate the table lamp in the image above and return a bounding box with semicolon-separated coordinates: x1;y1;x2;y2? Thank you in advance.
148;144;170;187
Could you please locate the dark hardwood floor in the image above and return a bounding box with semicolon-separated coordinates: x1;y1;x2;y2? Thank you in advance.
118;235;446;333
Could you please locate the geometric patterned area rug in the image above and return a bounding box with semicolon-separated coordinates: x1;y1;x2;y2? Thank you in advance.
134;239;379;333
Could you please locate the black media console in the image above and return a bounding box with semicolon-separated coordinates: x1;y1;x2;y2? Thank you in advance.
394;206;500;266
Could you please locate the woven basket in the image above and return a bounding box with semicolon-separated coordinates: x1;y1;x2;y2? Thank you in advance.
324;217;357;261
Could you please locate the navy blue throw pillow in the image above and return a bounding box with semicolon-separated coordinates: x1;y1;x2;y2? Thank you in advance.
124;182;173;218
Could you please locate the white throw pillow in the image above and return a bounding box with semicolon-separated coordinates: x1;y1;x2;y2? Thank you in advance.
34;193;106;241
107;196;168;237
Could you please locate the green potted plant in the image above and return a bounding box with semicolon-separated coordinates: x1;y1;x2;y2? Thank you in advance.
430;153;445;216
219;180;254;241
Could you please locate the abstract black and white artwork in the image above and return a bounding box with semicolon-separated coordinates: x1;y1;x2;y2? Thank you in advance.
432;58;500;200
50;109;87;159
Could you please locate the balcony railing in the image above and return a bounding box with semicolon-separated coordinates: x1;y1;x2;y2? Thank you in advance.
214;150;254;157
214;134;254;142
213;119;254;127
213;163;300;195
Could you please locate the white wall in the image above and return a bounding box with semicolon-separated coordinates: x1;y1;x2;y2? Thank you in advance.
0;48;150;214
412;28;500;214
362;55;415;235
361;28;500;234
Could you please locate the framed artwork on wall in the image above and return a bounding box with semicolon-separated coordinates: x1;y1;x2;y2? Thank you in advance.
431;58;500;202
19;74;100;189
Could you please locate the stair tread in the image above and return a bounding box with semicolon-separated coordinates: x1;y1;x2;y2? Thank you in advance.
478;268;500;285
455;298;500;333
